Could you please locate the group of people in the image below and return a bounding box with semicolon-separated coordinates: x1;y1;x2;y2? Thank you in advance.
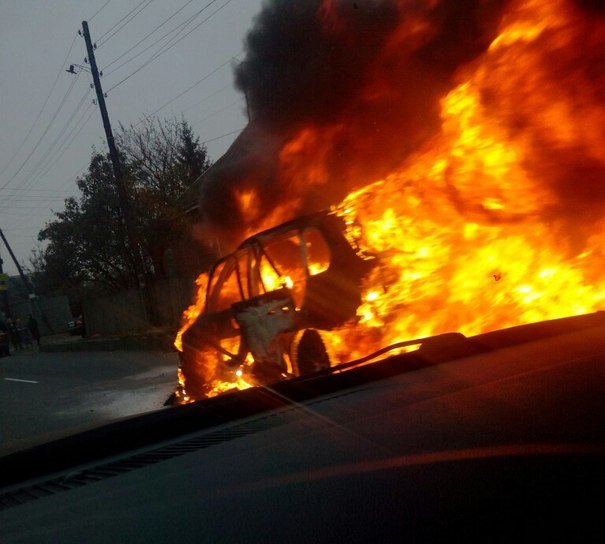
0;315;40;351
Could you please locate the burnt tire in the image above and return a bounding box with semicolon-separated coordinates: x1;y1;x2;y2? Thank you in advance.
180;344;220;399
292;329;332;375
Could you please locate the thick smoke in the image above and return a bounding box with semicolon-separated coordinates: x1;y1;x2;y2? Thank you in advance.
199;0;509;247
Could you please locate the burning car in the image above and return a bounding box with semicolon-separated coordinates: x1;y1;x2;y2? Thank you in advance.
177;210;373;400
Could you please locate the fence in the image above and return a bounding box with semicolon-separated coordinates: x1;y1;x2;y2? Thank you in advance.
82;276;197;337
10;295;72;336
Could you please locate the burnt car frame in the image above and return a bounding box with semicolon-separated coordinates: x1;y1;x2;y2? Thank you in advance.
180;211;373;396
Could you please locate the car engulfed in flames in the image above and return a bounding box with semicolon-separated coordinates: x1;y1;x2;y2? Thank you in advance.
172;211;374;402
171;0;605;402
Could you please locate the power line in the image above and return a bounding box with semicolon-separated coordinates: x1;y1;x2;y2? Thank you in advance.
201;127;244;145
101;0;195;72
0;83;91;215
96;0;151;43
1;81;89;209
102;0;219;79
137;57;234;124
181;83;230;114
97;0;156;48
89;0;111;22
106;0;233;93
0;198;67;202
2;138;93;232
0;188;74;194
0;206;69;210
0;33;78;179
22;87;92;186
2;126;244;243
191;98;243;128
36;105;96;183
147;0;235;64
0;228;43;232
6;147;92;232
0;73;81;192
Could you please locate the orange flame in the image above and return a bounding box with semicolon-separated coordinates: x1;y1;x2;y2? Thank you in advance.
175;0;605;399
174;273;209;352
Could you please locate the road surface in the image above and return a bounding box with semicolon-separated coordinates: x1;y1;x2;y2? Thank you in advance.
0;348;177;456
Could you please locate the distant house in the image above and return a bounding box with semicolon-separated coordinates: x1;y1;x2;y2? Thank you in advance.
167;123;284;279
166;164;218;280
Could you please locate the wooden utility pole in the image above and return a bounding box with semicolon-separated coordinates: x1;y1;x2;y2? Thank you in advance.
0;248;10;318
81;20;146;288
0;228;52;331
0;228;34;297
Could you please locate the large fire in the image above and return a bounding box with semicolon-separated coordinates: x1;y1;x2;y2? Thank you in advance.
175;0;605;400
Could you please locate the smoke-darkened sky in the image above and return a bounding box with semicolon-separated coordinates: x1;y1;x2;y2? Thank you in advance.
197;0;605;252
0;0;264;276
198;0;510;242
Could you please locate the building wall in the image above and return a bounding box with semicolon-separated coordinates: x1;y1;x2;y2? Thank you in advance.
82;276;197;337
10;295;72;336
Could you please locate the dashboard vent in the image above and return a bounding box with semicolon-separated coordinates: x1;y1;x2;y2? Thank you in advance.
0;417;276;511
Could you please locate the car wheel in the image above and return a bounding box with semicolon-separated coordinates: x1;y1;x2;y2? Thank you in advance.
180;344;219;399
291;329;332;375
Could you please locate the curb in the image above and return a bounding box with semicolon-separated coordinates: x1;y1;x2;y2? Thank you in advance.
40;335;176;353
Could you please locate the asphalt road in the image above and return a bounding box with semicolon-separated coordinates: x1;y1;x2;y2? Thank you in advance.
0;348;177;456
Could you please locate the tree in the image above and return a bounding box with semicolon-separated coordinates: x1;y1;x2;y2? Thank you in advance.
117;117;210;277
177;120;210;187
35;117;210;295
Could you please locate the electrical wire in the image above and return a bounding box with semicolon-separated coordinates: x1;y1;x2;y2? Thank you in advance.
37;105;96;184
106;0;233;93
0;87;90;214
181;83;230;114
201;127;244;145
101;0;195;72
0;198;67;203
0;33;78;179
96;0;155;48
0;73;81;192
4;124;244;231
102;0;219;79
5;152;91;232
0;227;42;232
95;0;151;43
148;0;235;64
0;88;92;215
89;0;111;22
191;98;243;127
0;188;74;194
136;58;234;125
23;87;92;185
2;124;243;251
0;205;69;210
0;104;96;222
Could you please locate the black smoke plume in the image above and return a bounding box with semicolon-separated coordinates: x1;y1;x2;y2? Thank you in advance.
198;0;511;247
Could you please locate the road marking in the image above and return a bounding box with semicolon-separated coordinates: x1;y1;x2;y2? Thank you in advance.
4;378;39;384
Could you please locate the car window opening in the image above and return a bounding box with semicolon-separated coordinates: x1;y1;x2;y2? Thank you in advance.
213;259;242;313
262;233;306;307
303;227;331;276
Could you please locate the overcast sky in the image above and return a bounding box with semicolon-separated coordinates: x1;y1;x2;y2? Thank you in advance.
0;0;264;276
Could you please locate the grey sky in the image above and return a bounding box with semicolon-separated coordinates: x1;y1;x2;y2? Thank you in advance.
0;0;264;276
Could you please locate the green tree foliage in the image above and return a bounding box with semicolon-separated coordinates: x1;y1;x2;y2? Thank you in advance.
35;118;210;293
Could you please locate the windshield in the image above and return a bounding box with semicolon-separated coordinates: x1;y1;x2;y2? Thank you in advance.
1;0;604;464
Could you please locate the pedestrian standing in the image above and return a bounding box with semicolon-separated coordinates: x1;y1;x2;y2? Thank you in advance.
16;318;33;349
28;315;41;347
7;318;22;351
